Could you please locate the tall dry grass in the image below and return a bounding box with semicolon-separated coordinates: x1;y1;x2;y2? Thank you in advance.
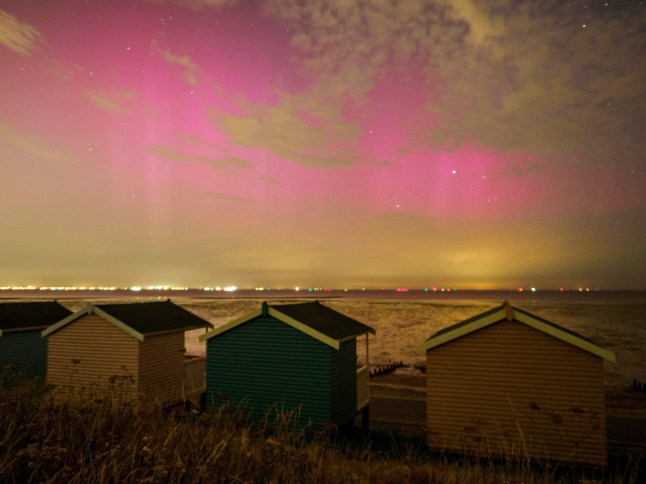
0;378;642;483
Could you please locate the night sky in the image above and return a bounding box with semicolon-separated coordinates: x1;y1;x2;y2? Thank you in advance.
1;0;644;289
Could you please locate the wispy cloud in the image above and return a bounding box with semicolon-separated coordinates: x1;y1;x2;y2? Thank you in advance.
432;1;646;160
150;144;252;173
210;91;361;169
143;0;239;9
0;122;67;163
264;0;645;164
207;191;249;203
161;49;199;85
0;10;42;55
84;88;137;114
48;59;86;81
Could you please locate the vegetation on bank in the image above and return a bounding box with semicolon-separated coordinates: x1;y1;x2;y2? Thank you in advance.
0;379;643;483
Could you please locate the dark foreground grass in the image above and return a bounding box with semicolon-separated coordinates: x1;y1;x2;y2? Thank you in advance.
0;381;643;484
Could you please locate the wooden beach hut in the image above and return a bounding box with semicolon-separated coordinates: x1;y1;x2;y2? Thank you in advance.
417;301;616;466
42;300;212;405
200;301;376;430
0;301;72;385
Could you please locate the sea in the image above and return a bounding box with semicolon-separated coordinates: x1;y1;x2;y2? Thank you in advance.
3;288;645;389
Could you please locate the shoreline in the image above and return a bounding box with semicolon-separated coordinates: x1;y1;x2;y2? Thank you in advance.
2;288;646;304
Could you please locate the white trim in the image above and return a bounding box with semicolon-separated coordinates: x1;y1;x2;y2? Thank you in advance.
417;303;616;362
41;304;93;337
269;307;340;349
199;306;343;349
92;306;145;342
515;312;616;362
416;309;505;352
1;325;49;336
199;309;262;342
41;304;145;342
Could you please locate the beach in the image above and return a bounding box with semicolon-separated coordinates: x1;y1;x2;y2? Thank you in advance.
171;291;646;389
4;290;645;431
5;289;644;390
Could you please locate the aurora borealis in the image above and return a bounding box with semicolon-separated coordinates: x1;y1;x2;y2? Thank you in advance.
1;0;644;289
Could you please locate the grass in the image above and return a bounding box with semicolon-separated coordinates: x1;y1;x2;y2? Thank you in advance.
0;379;643;483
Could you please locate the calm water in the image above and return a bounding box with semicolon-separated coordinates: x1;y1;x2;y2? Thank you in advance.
4;289;645;388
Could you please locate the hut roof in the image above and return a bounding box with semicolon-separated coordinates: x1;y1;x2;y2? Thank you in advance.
0;301;72;335
200;300;375;349
42;300;212;342
417;301;616;362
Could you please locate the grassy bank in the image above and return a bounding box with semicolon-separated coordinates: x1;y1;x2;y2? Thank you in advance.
0;382;642;483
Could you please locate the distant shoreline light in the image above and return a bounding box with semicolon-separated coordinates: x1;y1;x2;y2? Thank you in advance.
0;286;609;292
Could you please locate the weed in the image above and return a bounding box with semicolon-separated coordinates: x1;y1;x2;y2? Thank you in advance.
0;380;642;483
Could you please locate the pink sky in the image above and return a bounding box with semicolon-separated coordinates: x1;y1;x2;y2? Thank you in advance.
1;0;644;289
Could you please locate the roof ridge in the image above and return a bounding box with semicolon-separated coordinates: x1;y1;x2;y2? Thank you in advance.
417;301;615;362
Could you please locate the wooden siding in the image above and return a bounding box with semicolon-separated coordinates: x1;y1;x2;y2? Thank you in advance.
185;356;206;394
330;338;357;424
0;330;47;384
426;320;607;465
206;316;333;428
139;332;186;405
47;314;139;401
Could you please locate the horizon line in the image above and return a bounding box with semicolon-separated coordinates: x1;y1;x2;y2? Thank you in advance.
2;286;644;293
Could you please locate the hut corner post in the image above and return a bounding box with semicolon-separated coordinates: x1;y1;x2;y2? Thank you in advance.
357;333;370;434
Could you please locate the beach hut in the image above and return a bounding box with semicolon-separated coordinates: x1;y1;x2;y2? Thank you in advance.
0;301;72;385
200;301;376;430
417;301;616;466
42;300;212;405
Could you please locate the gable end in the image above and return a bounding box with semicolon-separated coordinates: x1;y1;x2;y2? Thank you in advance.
199;306;343;349
42;305;145;341
417;302;615;362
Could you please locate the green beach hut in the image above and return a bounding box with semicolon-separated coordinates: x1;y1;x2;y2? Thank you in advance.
0;301;72;385
200;301;376;430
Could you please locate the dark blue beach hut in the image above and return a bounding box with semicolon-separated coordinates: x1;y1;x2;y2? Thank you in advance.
0;301;72;385
200;301;376;429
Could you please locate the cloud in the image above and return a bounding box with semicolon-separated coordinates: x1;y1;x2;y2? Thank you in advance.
48;59;86;81
0;122;67;163
266;0;450;98
84;88;137;114
449;0;504;46
497;160;548;178
257;1;466;160
210;91;362;168
150;144;252;172
207;192;249;203
431;1;646;160
143;0;238;9
161;50;199;85
263;1;644;165
0;10;42;55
